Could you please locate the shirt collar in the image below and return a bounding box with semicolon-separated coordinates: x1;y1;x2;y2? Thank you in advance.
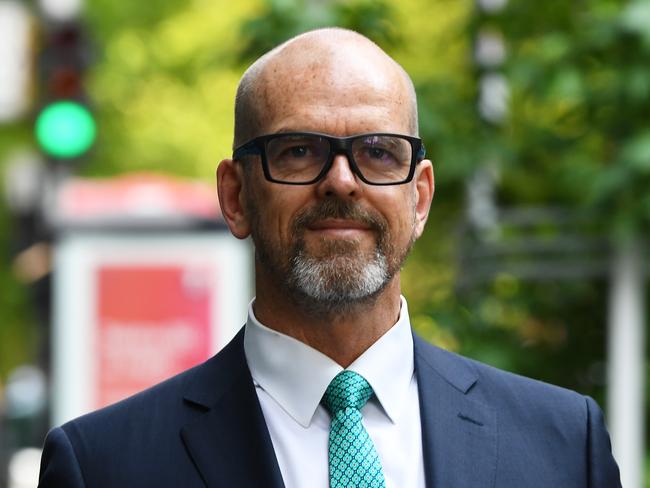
244;296;414;427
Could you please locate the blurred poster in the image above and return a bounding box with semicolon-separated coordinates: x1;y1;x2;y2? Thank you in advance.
96;265;214;407
52;233;251;426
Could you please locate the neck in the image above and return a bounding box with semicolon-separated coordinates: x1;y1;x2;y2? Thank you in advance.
253;266;402;368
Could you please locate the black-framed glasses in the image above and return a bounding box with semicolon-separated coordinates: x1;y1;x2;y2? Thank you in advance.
232;132;426;185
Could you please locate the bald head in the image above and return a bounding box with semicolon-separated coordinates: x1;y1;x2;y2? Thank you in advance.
233;28;418;149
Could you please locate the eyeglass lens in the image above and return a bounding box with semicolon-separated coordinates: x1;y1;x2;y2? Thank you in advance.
265;134;413;183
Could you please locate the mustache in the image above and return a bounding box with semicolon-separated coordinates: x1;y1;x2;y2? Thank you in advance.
292;199;387;234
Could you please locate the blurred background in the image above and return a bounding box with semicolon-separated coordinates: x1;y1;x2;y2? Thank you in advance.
0;0;649;486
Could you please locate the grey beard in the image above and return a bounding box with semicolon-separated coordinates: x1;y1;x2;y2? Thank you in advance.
247;196;411;317
287;247;389;314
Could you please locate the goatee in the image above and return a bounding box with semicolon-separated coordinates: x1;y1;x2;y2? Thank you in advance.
250;197;413;317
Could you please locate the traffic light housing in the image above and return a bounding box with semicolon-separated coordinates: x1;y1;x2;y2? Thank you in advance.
35;23;96;161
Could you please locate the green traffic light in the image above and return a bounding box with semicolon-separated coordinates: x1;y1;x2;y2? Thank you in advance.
35;101;96;159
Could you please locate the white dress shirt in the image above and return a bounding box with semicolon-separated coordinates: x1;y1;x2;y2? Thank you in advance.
244;296;426;488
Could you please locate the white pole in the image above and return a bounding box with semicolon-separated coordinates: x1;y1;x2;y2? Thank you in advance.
607;239;645;488
0;1;33;122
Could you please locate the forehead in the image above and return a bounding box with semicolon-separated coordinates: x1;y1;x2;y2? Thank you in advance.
254;42;413;136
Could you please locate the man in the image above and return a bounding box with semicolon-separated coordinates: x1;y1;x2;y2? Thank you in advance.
39;28;621;487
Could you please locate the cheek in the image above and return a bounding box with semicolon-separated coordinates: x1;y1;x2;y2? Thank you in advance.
254;184;311;240
377;189;416;232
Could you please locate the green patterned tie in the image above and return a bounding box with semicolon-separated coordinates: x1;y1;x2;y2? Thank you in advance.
321;370;386;488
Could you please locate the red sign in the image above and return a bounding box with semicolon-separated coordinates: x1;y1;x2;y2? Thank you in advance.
95;265;214;408
51;172;222;226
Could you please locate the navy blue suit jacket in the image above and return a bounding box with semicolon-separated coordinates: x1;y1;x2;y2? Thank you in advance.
39;329;621;487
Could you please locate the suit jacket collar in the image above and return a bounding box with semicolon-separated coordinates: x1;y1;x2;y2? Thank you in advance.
180;329;285;488
414;334;497;488
178;329;496;488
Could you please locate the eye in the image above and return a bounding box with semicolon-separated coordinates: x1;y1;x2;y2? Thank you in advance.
289;145;309;158
367;147;388;160
360;144;398;164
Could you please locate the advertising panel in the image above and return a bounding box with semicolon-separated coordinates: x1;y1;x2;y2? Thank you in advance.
51;233;251;426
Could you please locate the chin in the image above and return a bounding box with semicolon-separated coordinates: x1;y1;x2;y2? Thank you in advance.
288;248;390;309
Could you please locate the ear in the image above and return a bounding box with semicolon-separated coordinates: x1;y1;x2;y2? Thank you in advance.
412;159;434;239
216;158;251;239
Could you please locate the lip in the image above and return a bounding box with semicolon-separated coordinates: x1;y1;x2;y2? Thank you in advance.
306;219;374;238
307;219;372;231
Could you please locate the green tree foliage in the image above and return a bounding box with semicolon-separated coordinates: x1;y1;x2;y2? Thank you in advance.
0;210;39;379
408;9;650;474
497;0;650;236
83;0;262;178
237;0;401;63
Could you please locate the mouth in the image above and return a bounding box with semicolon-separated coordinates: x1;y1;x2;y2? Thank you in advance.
306;219;373;237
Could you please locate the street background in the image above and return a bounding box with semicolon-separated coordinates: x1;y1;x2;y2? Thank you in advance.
0;0;648;486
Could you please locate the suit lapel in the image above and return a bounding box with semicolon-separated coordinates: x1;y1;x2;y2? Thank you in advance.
414;336;497;488
180;330;285;488
177;328;497;487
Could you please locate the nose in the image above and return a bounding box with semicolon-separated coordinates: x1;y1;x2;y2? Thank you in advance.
315;153;361;199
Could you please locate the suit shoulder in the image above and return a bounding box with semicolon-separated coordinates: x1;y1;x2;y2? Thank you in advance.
414;335;590;412
62;329;247;438
59;360;193;443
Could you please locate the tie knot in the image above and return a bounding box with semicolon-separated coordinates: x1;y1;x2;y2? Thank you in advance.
322;370;374;414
